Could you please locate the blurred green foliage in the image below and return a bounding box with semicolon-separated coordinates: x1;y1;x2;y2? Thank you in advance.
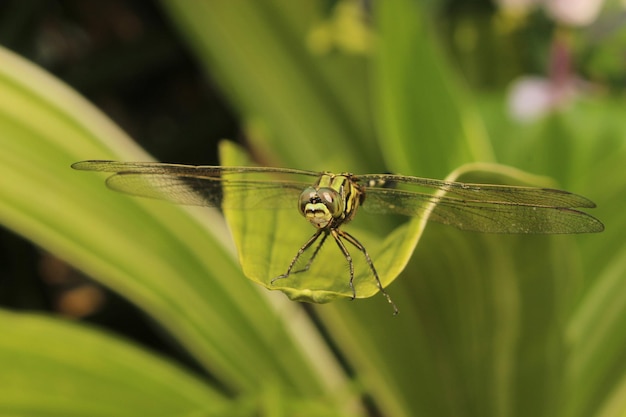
0;1;625;416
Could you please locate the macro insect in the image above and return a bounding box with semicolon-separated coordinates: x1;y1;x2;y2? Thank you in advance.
73;160;604;314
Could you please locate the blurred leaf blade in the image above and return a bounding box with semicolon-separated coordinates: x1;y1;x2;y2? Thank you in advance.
0;310;231;417
0;45;351;402
311;165;601;417
373;0;494;178
478;95;626;417
157;1;621;416
566;246;626;417
1;1;624;416
161;0;381;173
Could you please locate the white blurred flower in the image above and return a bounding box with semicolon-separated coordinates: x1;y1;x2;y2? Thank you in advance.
507;37;580;122
508;77;553;122
494;0;605;26
507;76;577;122
545;0;604;26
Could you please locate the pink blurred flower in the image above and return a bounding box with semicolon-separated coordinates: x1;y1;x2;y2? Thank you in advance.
508;76;578;122
507;36;581;122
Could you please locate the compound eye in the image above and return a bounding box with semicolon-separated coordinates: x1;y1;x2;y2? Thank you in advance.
297;187;343;229
298;187;318;214
317;187;342;216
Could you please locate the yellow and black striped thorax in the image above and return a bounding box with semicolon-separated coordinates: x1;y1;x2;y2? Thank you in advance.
297;173;364;230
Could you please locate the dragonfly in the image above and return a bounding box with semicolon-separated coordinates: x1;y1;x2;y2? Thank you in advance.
72;160;604;314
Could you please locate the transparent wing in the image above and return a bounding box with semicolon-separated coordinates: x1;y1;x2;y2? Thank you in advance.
357;173;597;208
71;160;320;177
72;160;313;209
72;161;604;233
362;185;604;234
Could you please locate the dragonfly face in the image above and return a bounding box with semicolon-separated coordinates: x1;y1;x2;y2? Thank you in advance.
72;160;604;315
298;173;363;230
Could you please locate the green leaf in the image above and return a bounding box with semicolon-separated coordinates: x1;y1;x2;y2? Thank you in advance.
0;45;353;405
479;95;626;417
161;0;383;173
3;1;625;416
373;0;494;178
221;141;584;307
0;310;230;417
154;2;620;416
219;141;428;304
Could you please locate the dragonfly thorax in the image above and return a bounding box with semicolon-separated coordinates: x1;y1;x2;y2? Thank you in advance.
298;174;363;230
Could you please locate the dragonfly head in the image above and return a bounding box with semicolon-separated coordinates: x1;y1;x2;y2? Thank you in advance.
299;187;342;229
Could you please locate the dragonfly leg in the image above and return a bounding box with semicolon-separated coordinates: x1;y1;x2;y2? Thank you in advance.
272;229;324;284
292;232;329;274
338;230;399;315
330;229;356;300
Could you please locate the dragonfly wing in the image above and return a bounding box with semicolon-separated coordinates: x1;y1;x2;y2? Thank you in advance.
362;188;604;234
357;174;597;208
72;160;320;177
73;160;314;209
101;173;305;209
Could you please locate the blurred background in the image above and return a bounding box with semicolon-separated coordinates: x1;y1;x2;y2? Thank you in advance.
1;0;625;416
0;0;239;367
